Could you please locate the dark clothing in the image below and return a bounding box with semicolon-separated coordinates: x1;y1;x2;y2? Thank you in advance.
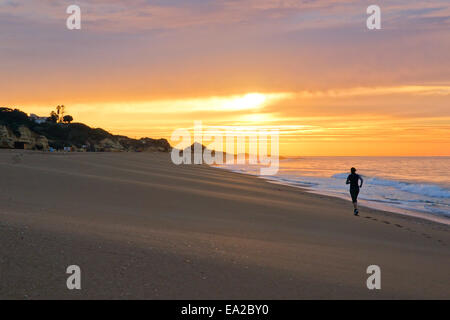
350;187;359;203
346;173;361;188
346;173;363;203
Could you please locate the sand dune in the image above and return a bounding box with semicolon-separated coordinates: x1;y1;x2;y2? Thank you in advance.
0;150;449;299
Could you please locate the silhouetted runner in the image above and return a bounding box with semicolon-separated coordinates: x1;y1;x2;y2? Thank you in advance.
346;167;363;216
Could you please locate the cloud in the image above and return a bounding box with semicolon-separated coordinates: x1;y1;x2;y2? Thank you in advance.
1;1;449;106
1;0;448;32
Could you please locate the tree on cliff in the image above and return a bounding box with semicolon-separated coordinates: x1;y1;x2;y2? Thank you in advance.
63;115;74;123
56;105;65;123
47;111;58;123
0;108;29;125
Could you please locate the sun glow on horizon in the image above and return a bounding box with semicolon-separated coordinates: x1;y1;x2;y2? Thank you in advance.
25;92;291;115
221;93;267;111
14;85;450;156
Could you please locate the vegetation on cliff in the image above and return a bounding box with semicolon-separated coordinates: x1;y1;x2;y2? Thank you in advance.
0;107;171;152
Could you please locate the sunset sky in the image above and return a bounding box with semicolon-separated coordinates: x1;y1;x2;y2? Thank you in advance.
1;0;449;156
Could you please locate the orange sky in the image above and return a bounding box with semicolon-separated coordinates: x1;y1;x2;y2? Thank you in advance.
1;1;449;156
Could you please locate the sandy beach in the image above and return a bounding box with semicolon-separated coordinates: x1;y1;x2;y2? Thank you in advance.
0;150;449;299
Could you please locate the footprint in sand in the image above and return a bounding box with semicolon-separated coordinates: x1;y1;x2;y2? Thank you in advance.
362;217;440;244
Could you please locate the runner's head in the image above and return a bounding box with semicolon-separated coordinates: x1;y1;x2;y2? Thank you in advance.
351;167;356;174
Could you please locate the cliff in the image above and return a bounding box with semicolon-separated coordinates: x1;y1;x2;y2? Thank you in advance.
0;125;49;151
0;107;171;152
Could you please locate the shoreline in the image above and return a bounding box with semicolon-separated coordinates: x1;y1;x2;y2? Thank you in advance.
214;165;450;229
213;165;450;227
271;179;450;227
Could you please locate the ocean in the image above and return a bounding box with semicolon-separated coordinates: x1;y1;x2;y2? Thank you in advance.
215;156;450;224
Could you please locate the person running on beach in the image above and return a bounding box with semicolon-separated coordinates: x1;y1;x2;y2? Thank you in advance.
346;167;363;216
